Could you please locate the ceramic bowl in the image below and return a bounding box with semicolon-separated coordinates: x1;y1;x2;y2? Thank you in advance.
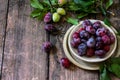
63;26;100;70
68;20;117;63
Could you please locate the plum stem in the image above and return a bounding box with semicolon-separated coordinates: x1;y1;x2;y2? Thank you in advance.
48;0;53;12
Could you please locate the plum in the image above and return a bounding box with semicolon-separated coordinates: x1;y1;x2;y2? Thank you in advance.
86;25;95;34
79;30;90;39
72;32;80;38
44;12;52;23
78;43;87;56
82;20;92;28
96;27;107;36
95;50;106;58
57;8;66;15
52;12;61;22
95;41;103;49
87;37;96;48
44;24;56;32
58;0;67;6
102;35;111;44
104;45;110;52
86;48;95;57
42;42;52;53
60;58;70;68
93;21;101;30
71;37;81;48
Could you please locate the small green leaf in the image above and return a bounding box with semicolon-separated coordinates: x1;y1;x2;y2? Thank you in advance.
67;3;81;11
30;0;43;9
106;0;113;9
89;10;98;13
43;0;49;5
73;0;95;14
104;18;111;27
66;17;78;25
100;6;107;16
109;64;120;78
109;57;120;64
30;9;45;20
77;13;88;19
74;0;95;7
51;0;58;5
100;67;111;80
37;12;45;20
99;63;105;73
116;30;120;36
30;9;41;18
43;0;57;5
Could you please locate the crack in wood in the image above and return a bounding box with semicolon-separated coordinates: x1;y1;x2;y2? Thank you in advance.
0;0;9;79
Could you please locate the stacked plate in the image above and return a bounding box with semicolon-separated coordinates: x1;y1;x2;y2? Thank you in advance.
63;19;120;70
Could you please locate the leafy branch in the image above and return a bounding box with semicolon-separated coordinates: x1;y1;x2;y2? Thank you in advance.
30;0;114;25
100;57;120;80
30;0;120;36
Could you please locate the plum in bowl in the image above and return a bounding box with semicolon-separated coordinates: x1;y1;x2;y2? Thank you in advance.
68;20;117;63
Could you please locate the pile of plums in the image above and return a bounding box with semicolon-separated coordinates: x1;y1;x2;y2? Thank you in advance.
71;20;115;58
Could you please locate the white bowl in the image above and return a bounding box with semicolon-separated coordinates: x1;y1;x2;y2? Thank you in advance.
63;26;100;70
68;20;117;63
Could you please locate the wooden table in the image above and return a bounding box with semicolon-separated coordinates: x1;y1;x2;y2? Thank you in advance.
0;0;120;80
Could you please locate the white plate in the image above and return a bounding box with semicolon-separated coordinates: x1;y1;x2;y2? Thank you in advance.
63;22;120;70
68;20;117;63
63;25;100;70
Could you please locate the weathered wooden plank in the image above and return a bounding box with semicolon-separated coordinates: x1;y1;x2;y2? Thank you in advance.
110;0;120;29
49;22;98;80
1;0;48;80
109;0;120;80
0;0;9;76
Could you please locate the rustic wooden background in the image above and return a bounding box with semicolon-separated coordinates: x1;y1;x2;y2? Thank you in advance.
0;0;120;80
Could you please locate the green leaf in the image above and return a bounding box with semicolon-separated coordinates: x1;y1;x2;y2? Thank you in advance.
30;9;41;18
74;0;95;6
89;10;98;13
36;12;45;20
82;1;95;7
73;0;95;13
104;18;111;27
106;0;113;9
109;64;120;78
100;66;111;80
116;30;120;36
99;63;105;73
117;31;120;36
66;17;78;25
77;13;88;19
43;0;57;5
30;9;45;20
68;1;97;13
67;2;81;11
109;57;120;64
51;0;58;5
100;6;107;16
43;0;49;5
30;0;43;9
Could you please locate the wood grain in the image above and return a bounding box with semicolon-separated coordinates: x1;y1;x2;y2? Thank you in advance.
0;0;120;80
110;0;120;29
1;0;48;80
0;0;9;76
